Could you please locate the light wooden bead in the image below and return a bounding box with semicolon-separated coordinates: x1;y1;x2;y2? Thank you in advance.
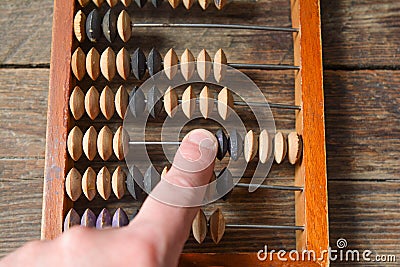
181;49;195;81
168;0;180;8
198;0;211;9
199;85;213;119
274;132;287;164
67;126;83;161
115;85;129;119
93;0;105;7
113;126;130;160
117;10;131;42
197;49;212;81
86;47;100;80
107;0;119;6
100;47;116;81
183;0;194;9
82;167;97;201
69;86;85;120
214;49;227;82
100;86;115;120
214;0;227;10
288;132;302;164
121;0;132;6
164;86;179;118
74;10;86;42
97;166;111;200
116;47;130;80
182;85;195;119
244;130;258;162
97;126;113;161
192;209;207;244
66;168;82;201
161;166;169;179
112;166;126;199
164;48;179;80
85;86;100;120
83;126;97;161
71;47;86;81
259;129;272;164
209;208;225;244
217;87;234;120
77;0;90;7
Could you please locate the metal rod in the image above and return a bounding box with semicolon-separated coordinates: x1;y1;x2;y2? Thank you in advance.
129;141;181;145
228;63;300;70
236;183;303;191
132;23;298;33
170;99;301;110
225;224;304;231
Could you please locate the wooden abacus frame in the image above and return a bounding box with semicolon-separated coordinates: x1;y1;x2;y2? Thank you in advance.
41;0;328;266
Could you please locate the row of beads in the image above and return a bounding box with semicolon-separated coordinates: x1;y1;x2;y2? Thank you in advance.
77;0;226;9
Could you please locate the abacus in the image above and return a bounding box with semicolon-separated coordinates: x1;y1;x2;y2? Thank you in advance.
42;0;328;266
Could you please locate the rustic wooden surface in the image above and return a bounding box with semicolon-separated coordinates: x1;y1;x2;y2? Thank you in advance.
0;0;399;265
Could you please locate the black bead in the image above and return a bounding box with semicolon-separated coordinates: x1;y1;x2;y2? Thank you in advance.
228;129;243;161
147;86;163;118
144;165;160;193
135;0;147;7
216;167;233;200
131;48;147;80
102;8;117;43
129;86;146;117
147;48;163;76
215;129;228;160
86;9;102;43
151;0;163;7
126;165;145;201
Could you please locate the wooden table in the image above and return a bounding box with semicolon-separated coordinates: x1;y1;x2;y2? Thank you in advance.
0;0;399;265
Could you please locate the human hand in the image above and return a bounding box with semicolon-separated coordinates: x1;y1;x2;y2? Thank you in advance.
0;129;217;267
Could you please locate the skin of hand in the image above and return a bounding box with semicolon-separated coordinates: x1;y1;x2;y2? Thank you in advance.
0;129;218;267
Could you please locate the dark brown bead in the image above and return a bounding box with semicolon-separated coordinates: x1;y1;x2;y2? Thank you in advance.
126;165;145;201
131;48;147;80
144;165;160;193
147;86;163;118
129;87;146;117
147;48;163;76
228;129;243;161
151;0;163;7
215;129;228;160
102;8;117;43
86;9;102;42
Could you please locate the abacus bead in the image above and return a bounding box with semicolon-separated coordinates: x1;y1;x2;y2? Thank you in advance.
215;129;228;160
147;48;163;76
102;8;118;43
216;167;233;200
164;48;179;80
85;86;100;120
100;86;115;120
214;48;227;82
69;86;85;120
197;49;212;81
144;165;160;193
66;168;82;201
135;0;147;7
168;0;180;8
115;85;129;119
74;10;86;42
107;0;119;7
164;86;179;118
83;126;97;161
81;209;96;227
183;0;194;9
117;10;132;42
127;165;144;201
86;48;100;80
71;47;86;81
86;9;102;42
259;129;272;164
152;0;163;7
112;208;129;227
209;208;225;244
97;167;112;200
121;0;132;6
97;126;113;161
113;126;130;160
182;85;195;119
161;166;169;178
217;87;234;120
93;0;105;7
100;47;116;81
228;129;243;161
116;48;131;80
288;132;302;164
67;126;83;161
129;87;146;117
199;85;213;119
192;209;207;244
214;0;226;10
181;49;195;81
77;0;90;7
244;130;258;162
274;132;287;164
96;208;112;229
131;48;147;80
64;209;80;231
147;86;163;118
82;167;97;201
198;0;211;10
112;166;126;199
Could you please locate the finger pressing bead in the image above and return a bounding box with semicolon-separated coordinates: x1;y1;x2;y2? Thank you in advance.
259;129;272;164
274;131;287;164
197;49;212;81
131;48;147;80
100;47;116;81
64;208;80;231
218;87;234;120
102;8;118;43
67;126;83;161
71;47;86;81
164;48;179;80
214;48;227;82
66;168;82;201
288;132;302;164
83;126;97;161
209;208;225;244
129;87;146;118
192;209;207;244
199;85;213;119
244;130;258;162
182;85;195;119
85;86;100;120
74;10;86;42
228;129;243;161
82;167;97;201
81;208;96;227
113;126;130;160
100;86;115;120
86;9;101;42
215;129;228;160
96;208;111;229
112;208;129;227
97;126;113;161
147;86;163;118
117;10;131;42
116;48;131;80
86;47;100;81
181;49;195;81
69;86;85;120
164;86;178;118
97;166;111;200
147;48;163;76
115;85;129;119
112;166;126;199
